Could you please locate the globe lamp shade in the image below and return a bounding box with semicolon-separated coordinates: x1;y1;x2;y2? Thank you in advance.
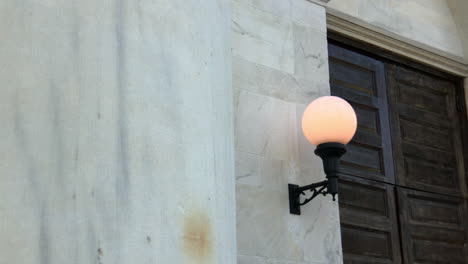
302;96;357;146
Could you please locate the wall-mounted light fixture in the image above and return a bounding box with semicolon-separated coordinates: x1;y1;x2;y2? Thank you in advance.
289;96;357;215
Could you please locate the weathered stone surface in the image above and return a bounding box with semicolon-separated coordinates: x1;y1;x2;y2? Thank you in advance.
232;0;295;73
233;56;329;104
232;0;327;32
293;25;329;85
236;185;342;263
0;0;236;263
233;1;342;261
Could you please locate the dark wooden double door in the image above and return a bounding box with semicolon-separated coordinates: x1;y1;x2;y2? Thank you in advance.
328;43;468;264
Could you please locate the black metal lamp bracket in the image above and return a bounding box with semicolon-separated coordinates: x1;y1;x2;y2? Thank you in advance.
288;142;346;215
288;180;330;215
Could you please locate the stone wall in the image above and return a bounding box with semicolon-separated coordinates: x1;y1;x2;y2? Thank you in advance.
449;0;468;60
449;0;468;116
1;0;466;263
233;1;468;264
232;0;343;263
0;0;236;263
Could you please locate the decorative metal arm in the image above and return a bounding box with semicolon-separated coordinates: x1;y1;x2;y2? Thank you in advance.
288;180;329;215
288;143;346;215
297;182;328;206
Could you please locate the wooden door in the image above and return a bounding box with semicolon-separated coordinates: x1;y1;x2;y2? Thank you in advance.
386;64;468;263
329;44;395;184
339;175;401;263
329;41;468;264
397;188;468;264
387;65;467;197
329;43;402;263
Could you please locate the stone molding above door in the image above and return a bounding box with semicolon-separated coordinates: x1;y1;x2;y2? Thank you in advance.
326;9;468;77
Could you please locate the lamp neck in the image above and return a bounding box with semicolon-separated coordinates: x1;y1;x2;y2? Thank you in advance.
314;142;346;199
314;143;346;173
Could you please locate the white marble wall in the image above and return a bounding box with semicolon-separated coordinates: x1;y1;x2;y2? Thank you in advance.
0;0;236;263
327;0;465;58
232;0;343;263
449;0;468;61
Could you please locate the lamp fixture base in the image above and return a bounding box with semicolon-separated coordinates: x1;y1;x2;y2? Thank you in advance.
288;184;301;215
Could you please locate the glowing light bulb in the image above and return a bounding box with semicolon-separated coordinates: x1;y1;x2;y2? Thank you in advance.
302;96;357;146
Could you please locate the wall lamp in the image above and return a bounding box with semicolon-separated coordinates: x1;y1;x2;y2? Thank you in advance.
289;96;357;215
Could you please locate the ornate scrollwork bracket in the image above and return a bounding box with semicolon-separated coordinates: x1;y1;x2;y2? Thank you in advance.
288;142;346;215
288;180;330;215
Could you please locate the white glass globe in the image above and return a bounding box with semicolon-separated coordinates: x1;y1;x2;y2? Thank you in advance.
302;96;357;146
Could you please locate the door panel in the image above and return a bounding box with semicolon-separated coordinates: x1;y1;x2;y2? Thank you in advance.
397;188;468;263
329;44;395;184
329;41;468;264
339;175;402;264
387;65;466;197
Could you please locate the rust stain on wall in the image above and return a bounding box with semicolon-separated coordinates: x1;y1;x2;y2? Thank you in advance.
182;210;213;263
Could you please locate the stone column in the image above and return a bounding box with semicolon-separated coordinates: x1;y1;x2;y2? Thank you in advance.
0;1;235;263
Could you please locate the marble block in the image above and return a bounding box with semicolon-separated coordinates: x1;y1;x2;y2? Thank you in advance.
232;1;295;73
236;185;342;263
293;25;330;85
232;0;326;32
235;90;298;160
233;56;330;104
